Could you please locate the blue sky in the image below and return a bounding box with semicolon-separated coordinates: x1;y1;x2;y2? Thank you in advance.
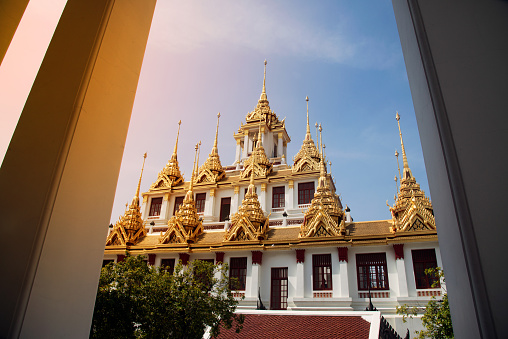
0;0;430;223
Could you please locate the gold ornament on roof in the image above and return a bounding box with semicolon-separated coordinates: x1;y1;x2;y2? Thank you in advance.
388;112;435;233
244;60;282;129
151;121;184;189
196;113;226;183
160;144;204;244
241;120;273;179
224;165;269;241
106;153;148;246
293;96;321;173
299;153;345;238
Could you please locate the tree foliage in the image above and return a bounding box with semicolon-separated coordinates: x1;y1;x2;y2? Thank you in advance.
397;268;454;339
90;255;243;339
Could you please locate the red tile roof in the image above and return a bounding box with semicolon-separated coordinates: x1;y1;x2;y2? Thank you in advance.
215;314;371;339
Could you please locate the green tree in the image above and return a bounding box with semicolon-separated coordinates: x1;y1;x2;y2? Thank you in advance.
90;255;243;339
397;268;454;339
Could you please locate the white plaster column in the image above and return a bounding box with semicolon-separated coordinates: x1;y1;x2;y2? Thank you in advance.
235;139;242;165
231;186;240;215
295;249;305;298
140;195;149;219
242;130;249;159
393;244;408;297
260;183;267;212
160;193;170;220
338;247;350;297
204;189;216;222
278;132;283;157
287;180;294;209
250;264;260;298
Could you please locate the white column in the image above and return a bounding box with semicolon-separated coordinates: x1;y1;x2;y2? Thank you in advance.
242;131;249;159
278;132;283;157
235;139;242;164
231;186;240;215
287;181;294;209
339;261;350;297
250;263;260;298
204;189;216;222
159;193;170;220
260;183;267;213
296;262;305;298
140;195;148;219
396;259;409;297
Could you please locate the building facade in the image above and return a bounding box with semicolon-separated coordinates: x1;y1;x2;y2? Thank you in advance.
103;62;441;332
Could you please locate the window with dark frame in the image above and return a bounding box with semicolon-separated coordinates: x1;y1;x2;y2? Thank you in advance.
298;182;315;205
272;186;285;208
148;197;163;217
271;267;288;310
219;197;231;222
356;253;389;290
173;196;184;215
312;254;332;290
229;257;247;291
412;249;440;289
160;258;175;274
195;193;206;213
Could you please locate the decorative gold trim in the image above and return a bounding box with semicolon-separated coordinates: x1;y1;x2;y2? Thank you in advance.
150;121;184;189
288;180;294;189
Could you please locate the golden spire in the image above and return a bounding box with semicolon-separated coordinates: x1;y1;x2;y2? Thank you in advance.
292;97;320;173
299;151;344;238
260;59;267;101
315;122;319;149
318;123;323;157
395;149;401;184
106;153;147;246
132;152;147;206
195;113;226;183
389;112;435;233
241;116;272;179
189;143;199;192
396;112;412;179
150;121;184;189
173;120;181;157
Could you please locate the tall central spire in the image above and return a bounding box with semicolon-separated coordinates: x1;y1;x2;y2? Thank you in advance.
305;96;311;140
173;120;181;156
213;112;220;150
260;59;267;101
395;112;412;180
133;153;147;205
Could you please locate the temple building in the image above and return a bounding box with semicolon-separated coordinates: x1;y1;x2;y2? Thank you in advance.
103;61;441;335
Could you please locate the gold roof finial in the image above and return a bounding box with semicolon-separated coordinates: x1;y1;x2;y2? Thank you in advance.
189;143;199;192
305;96;312;140
133;153;147;205
292;99;320;173
213;112;220;149
318;123;323;157
173;120;182;156
395;149;401;185
396;112;412;179
260;59;268;101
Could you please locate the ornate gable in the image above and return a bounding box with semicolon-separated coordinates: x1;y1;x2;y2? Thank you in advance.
106;154;147;246
389;113;435;233
161;144;204;244
241;131;273;179
224;167;269;241
151;121;184;189
299;158;345;238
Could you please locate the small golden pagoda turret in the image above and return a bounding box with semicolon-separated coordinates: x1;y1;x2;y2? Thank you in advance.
299;152;345;238
388;112;435;233
196;113;226;183
293;96;321;173
224;165;270;241
241;122;273;178
151;120;184;189
160;144;204;244
106;153;147;246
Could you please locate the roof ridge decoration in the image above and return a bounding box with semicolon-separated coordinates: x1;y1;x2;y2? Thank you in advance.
160;144;204;244
244;60;282;129
224;164;270;241
293;96;321;173
196;113;226;183
106;153;147;246
150;120;184;190
388;112;435;233
241;120;273;179
299;151;345;238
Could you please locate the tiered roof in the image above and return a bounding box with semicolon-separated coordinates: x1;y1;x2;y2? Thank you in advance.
293;97;321;173
196;113;226;183
151;121;184;189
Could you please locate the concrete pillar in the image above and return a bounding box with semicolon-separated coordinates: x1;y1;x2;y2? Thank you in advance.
295;249;305;298
250;264;260;299
204;188;216;220
231;186;240;216
0;0;30;64
392;1;508;337
242;131;249;159
337;247;349;298
287;180;294;209
0;1;156;338
396;259;409;298
259;183;267;212
160;193;170;220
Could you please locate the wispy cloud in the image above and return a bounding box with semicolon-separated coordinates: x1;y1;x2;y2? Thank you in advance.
149;1;397;69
